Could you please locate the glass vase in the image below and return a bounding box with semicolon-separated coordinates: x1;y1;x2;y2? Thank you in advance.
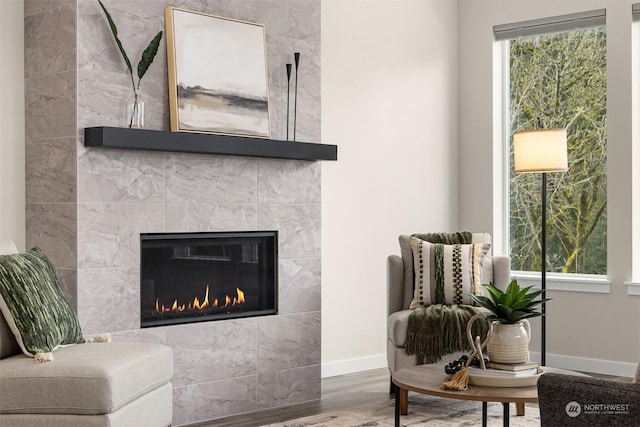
127;95;145;128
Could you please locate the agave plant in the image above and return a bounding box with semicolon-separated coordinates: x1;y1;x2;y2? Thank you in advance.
470;279;550;324
98;0;163;127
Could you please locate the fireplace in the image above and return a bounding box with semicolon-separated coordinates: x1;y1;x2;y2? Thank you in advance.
140;231;278;327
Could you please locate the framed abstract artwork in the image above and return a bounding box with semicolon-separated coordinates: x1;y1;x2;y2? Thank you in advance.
165;8;270;138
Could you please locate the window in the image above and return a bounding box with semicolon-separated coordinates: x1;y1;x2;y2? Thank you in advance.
496;11;607;275
631;4;640;292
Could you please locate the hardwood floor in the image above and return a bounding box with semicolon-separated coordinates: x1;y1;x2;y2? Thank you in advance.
186;367;633;427
187;368;393;427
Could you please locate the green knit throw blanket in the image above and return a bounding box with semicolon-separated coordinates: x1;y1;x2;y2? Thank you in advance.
404;304;489;365
411;231;472;245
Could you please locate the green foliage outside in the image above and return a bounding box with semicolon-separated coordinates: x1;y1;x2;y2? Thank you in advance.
509;26;607;275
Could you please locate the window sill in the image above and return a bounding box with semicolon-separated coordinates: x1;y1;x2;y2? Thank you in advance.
624;281;640;296
511;271;611;294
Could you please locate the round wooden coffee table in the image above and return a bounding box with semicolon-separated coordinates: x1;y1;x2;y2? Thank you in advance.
392;363;538;427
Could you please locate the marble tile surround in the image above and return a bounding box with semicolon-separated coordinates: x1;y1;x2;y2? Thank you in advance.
24;0;322;424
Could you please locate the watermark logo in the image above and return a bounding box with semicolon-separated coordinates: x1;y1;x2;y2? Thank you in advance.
565;401;631;417
582;403;630;415
566;401;582;417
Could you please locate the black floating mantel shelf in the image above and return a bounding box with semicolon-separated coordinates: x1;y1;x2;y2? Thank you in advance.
84;127;337;161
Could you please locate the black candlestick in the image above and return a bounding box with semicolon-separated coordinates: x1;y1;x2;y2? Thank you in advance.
293;52;300;141
286;63;292;141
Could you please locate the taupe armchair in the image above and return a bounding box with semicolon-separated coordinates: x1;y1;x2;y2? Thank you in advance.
386;233;511;374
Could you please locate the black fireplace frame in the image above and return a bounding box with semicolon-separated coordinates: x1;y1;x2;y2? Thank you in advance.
140;230;278;328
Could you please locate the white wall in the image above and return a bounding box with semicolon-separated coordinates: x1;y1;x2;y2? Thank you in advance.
321;0;460;376
459;0;640;373
0;0;25;249
5;0;636;376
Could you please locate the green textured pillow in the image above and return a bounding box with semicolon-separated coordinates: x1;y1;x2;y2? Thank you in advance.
0;248;84;361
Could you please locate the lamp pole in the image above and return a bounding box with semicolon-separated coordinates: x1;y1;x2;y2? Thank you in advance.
541;172;547;367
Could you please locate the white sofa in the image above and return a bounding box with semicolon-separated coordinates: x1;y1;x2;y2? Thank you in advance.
0;240;174;427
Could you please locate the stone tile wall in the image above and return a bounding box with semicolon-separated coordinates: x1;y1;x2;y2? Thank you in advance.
25;0;321;424
24;0;78;308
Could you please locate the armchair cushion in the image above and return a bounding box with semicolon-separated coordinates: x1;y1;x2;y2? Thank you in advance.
409;238;490;307
0;342;173;415
387;310;412;347
0;248;84;359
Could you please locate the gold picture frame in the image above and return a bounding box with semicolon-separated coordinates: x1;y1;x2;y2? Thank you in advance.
165;7;270;138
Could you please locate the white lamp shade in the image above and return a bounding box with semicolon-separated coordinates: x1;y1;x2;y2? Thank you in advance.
513;129;568;173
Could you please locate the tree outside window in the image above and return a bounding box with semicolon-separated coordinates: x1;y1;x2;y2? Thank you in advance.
508;26;607;275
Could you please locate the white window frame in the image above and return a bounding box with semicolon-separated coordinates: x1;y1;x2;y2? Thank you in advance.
627;4;640;296
496;10;611;294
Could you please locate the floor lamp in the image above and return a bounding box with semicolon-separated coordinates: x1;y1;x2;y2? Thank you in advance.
513;128;568;367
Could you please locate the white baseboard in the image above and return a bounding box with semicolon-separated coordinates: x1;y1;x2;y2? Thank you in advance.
321;353;387;378
322;352;637;379
519;351;636;378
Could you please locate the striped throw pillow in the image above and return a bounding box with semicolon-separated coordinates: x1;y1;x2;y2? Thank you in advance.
410;237;490;308
0;248;84;360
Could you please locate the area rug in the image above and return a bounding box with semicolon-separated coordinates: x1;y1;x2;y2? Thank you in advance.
264;394;540;427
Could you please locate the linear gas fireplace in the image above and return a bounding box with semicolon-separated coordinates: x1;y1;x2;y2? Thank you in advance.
140;231;278;327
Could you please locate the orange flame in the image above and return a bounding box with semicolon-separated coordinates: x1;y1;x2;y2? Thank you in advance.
235;288;245;304
154;285;245;314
